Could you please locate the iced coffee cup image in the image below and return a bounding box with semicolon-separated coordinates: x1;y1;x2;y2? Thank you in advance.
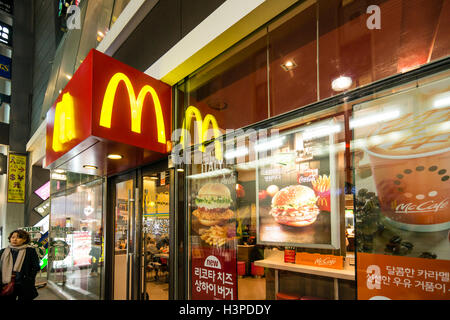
364;106;450;232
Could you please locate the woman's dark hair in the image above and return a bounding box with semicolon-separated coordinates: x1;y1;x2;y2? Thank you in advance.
8;229;31;244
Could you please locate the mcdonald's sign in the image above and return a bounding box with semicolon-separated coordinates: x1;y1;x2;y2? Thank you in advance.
180;106;223;160
46;49;171;172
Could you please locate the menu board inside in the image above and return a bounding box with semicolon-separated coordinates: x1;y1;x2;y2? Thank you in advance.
256;117;344;249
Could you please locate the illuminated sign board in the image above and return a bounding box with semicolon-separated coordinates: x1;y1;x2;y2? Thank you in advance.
34;181;50;201
0;54;11;79
0;0;13;15
180;106;222;160
33;199;50;217
0;21;12;46
99;72;166;143
45;49;171;169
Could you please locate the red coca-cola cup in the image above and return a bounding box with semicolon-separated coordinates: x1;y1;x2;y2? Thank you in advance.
365;106;450;232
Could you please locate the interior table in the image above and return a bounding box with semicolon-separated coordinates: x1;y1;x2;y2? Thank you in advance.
254;259;355;300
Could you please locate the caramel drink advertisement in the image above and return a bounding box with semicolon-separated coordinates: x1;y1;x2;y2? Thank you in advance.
256;118;343;249
353;79;450;300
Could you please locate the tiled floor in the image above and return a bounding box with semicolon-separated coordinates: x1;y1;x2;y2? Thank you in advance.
238;277;266;300
35;275;267;300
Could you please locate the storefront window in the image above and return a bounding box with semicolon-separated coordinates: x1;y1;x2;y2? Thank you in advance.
175;0;450;301
352;75;450;300
185;101;355;300
48;171;104;300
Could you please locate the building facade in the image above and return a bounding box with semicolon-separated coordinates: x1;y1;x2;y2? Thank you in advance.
1;0;449;300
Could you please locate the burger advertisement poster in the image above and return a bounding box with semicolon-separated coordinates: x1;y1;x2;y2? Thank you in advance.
257;119;342;249
352;79;450;300
189;167;238;300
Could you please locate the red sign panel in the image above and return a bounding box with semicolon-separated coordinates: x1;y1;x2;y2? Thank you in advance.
46;49;171;168
357;253;450;300
191;246;237;300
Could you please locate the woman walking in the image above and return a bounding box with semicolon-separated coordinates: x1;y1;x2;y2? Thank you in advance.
0;229;40;300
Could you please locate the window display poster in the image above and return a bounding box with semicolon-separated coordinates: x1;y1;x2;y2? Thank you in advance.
72;231;91;266
190;169;238;300
353;80;450;299
257;121;341;248
7;153;27;203
357;253;450;300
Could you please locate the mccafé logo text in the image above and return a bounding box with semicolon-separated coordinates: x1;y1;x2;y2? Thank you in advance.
99;72;166;144
395;198;449;214
180;106;222;160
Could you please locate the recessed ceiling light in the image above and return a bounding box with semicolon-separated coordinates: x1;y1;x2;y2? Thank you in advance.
54;169;65;174
107;154;123;160
281;60;297;71
331;76;352;91
177;168;184;172
83;165;98;170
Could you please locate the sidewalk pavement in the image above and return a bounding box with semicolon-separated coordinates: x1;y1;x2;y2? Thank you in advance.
35;284;64;300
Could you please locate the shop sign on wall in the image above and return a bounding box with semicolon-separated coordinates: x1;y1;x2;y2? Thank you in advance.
7;153;27;203
0;54;11;79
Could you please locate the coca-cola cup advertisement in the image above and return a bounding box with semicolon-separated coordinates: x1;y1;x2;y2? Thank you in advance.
353;78;450;270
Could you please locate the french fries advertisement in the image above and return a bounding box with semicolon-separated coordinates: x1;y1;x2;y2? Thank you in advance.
312;175;331;212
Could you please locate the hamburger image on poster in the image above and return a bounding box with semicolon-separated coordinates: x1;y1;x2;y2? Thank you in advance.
270;185;320;227
193;183;234;226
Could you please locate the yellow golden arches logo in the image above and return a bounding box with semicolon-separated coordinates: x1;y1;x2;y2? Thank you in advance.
180;105;222;160
99;72;166;144
52;93;76;152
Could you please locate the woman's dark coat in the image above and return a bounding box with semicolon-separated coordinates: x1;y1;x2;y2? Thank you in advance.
0;247;40;300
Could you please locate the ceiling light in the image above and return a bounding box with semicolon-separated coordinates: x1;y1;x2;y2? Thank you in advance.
83;165;98;170
107;154;123;160
97;31;105;38
281;60;297;71
54;169;65;174
332;76;352;91
177;168;184;172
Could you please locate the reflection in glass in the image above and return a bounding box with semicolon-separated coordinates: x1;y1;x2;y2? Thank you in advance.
48;174;104;300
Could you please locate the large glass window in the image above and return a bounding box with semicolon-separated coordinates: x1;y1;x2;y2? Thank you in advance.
49;171;104;300
352;75;450;300
184;101;355;300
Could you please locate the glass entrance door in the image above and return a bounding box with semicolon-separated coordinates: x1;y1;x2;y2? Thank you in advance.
141;168;171;300
112;174;139;300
